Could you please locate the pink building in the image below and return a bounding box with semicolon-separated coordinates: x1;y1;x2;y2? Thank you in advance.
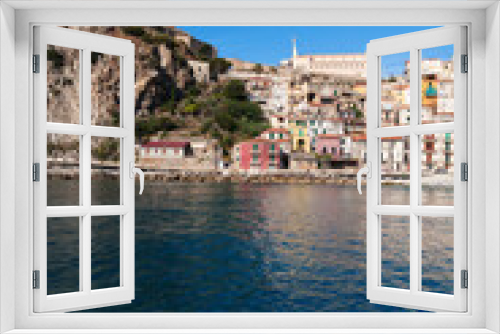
235;139;284;170
315;134;343;157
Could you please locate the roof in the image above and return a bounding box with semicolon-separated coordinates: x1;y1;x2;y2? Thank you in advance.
269;139;292;143
381;136;406;141
239;138;292;145
352;135;367;142
142;141;189;148
316;134;344;139
263;128;290;134
296;54;366;60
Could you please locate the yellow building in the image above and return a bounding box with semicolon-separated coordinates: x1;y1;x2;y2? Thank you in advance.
288;119;310;153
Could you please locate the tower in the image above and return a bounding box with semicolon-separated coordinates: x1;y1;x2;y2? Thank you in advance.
292;38;297;69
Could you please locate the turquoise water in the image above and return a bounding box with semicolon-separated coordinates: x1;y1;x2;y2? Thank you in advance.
47;180;453;312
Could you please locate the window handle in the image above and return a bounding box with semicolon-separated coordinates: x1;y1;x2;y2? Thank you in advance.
357;162;371;195
129;162;144;195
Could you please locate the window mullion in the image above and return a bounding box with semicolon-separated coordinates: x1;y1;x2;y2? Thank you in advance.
82;48;92;294
409;47;421;294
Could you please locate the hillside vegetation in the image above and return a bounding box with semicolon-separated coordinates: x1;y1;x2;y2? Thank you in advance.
50;26;270;156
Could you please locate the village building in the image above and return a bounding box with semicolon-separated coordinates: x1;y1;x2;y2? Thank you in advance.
280;39;367;78
288;118;310;153
233;139;278;170
270;115;289;129
260;128;291;141
139;138;222;170
233;137;292;171
351;134;367;168
315;134;343;156
315;134;358;169
187;60;210;84
289;152;317;170
380;137;411;174
140;141;192;169
307;118;344;151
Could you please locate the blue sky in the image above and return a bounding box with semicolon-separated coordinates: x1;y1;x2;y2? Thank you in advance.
180;26;453;77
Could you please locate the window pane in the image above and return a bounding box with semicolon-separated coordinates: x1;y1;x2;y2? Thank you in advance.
91;137;120;205
47;45;80;124
92;216;121;290
381;215;410;290
47;217;80;295
381;137;410;205
421;133;454;206
380;52;410;127
421;217;454;295
91;52;121;127
420;45;454;124
47;133;80;206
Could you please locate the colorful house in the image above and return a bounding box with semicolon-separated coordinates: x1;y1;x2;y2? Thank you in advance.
308;118;344;151
260;128;291;141
139;139;222;170
139;141;192;169
234;139;278;170
233;138;292;170
315;134;342;156
288;118;310;153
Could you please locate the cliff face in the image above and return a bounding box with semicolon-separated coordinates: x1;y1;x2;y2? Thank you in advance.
47;26;218;125
47;26;267;157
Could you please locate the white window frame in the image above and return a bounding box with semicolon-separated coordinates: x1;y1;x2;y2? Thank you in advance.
0;1;498;333
365;26;467;313
33;26;136;313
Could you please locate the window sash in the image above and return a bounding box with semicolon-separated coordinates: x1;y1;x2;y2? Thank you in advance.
33;26;136;313
365;26;467;312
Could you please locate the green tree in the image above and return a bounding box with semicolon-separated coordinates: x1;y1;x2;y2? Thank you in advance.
209;58;232;81
199;43;214;60
222;80;248;101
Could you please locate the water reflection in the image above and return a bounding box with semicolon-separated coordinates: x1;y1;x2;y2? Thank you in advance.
45;180;453;312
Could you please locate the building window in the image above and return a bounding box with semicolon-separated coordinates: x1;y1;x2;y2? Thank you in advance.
310;120;315;126
269;133;275;139
253;144;258;150
279;133;284;139
323;129;327;134
426;82;438;97
299;130;304;136
323;147;327;154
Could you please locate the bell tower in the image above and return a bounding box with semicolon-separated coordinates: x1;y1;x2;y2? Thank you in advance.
292;38;297;69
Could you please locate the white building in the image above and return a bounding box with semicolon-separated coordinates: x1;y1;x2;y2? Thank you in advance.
280;39;367;78
188;60;210;84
